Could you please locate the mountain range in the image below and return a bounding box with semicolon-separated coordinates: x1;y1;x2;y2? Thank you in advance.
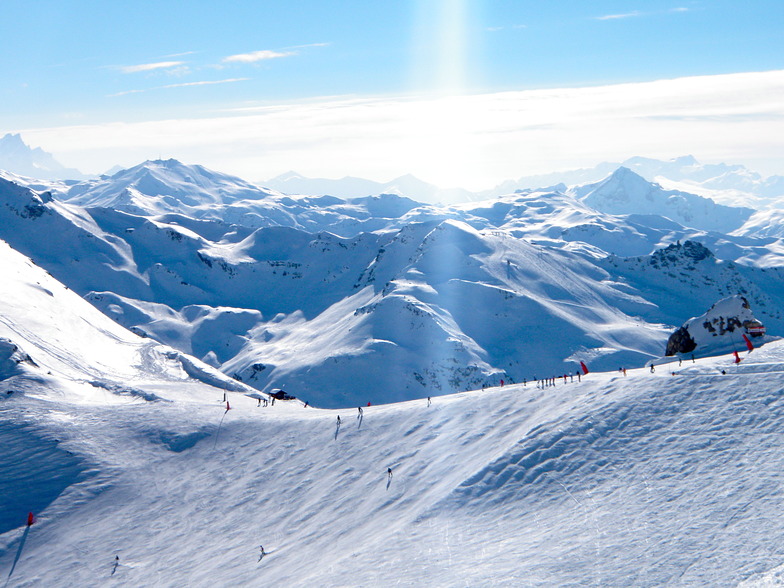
3;220;784;585
1;154;783;408
2;132;784;208
3;147;784;584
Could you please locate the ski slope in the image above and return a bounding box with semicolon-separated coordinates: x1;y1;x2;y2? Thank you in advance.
2;239;784;586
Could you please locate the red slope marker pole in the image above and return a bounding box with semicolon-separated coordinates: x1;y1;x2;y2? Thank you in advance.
4;513;34;587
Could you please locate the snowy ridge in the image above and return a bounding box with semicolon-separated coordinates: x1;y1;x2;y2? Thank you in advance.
2;242;784;584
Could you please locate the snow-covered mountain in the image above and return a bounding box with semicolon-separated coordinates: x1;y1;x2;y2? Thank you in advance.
572;166;755;234
489;155;784;210
4;236;784;585
0;133;86;180
2;159;784;410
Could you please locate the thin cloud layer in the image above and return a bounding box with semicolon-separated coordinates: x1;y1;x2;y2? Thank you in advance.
223;50;296;64
594;11;642;21
22;70;784;189
108;78;248;97
119;61;185;74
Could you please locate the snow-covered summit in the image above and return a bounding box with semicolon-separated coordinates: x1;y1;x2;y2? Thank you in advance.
64;159;277;214
573;167;754;233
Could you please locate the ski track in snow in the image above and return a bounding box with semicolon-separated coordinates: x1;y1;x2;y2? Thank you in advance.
3;348;784;586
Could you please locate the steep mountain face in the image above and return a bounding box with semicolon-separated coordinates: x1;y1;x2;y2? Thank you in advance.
573;167;754;234
0;133;86;180
600;241;784;338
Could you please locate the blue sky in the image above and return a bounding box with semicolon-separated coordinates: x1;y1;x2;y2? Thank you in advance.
2;1;783;186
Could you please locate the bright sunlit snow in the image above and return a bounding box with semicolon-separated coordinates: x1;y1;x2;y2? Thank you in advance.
2;144;784;585
2;235;784;586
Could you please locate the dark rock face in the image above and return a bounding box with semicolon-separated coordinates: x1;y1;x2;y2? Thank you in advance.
666;326;697;356
650;240;713;270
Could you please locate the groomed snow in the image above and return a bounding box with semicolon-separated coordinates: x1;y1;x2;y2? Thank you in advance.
3;238;784;586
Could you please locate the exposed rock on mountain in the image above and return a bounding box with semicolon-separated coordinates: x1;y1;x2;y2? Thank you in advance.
666;295;765;355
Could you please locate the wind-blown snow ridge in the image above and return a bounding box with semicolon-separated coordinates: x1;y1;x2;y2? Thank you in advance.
2;238;784;585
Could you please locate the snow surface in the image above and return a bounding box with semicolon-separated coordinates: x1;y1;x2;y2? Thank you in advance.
3;237;784;586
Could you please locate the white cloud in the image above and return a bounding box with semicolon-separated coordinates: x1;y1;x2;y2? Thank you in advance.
108;78;248;98
119;61;185;74
161;78;249;89
594;11;643;21
222;50;295;64
595;8;690;21
23;70;784;189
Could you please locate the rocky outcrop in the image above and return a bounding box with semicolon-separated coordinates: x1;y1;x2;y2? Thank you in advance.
665;295;764;356
665;326;697;355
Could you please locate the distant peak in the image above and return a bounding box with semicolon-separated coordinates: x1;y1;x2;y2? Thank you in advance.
272;171;304;181
0;133;24;144
672;155;699;166
611;166;639;177
603;166;651;186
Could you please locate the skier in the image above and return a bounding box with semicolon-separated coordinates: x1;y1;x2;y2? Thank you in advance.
650;364;655;373
500;379;505;387
259;545;266;561
387;467;393;479
271;397;275;406
336;415;341;426
357;406;363;415
304;401;309;408
257;398;261;407
427;397;431;407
